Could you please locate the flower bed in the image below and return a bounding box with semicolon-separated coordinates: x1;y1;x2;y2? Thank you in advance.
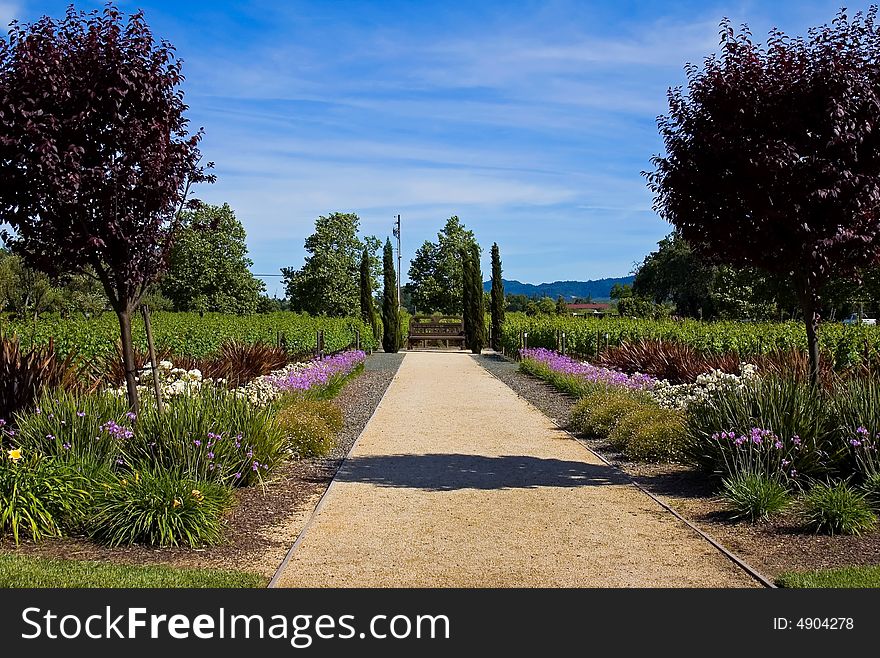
238;350;366;406
520;348;655;390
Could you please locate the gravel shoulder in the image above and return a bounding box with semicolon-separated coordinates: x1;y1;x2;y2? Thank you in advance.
477;353;880;579
0;352;405;580
274;351;756;587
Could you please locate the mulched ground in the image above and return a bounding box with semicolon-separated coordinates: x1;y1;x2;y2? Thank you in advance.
0;352;405;582
477;353;880;580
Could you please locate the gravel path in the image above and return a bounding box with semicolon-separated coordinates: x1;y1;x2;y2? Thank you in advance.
274;351;757;587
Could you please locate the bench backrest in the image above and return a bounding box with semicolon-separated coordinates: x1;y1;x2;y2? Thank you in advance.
409;316;464;337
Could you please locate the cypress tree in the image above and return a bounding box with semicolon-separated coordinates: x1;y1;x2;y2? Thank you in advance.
382;238;400;353
461;247;472;346
468;243;485;354
359;247;375;333
490;243;505;350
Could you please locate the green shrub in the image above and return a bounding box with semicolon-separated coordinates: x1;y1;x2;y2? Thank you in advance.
125;387;287;487
569;388;654;437
609;406;686;462
89;468;233;547
799;481;877;536
12;389;130;468
0;452;90;544
722;472;790;521
275;400;341;458
683;375;833;478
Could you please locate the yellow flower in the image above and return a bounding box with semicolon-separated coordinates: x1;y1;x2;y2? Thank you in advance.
191;489;204;504
172;498;182;508
7;448;22;462
120;479;127;487
134;472;140;483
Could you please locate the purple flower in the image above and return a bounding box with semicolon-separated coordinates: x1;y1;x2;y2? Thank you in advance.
252;461;260;471
234;472;242;480
774;441;784;449
76;411;85;418
0;419;6;427
46;434;55;441
519;348;656;391
851;439;863;447
207;452;215;460
126;411;137;421
193;439;202;447
62;442;71;450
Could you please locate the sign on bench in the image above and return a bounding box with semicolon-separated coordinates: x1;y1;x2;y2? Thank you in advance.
407;315;465;350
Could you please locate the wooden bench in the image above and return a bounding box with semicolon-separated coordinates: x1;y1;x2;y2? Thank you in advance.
407;316;466;350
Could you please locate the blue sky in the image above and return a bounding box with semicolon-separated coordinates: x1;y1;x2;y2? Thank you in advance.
2;1;869;295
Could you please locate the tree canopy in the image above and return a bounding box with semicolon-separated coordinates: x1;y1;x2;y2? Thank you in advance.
647;10;880;383
408;216;478;314
161;203;265;315
283;212;377;317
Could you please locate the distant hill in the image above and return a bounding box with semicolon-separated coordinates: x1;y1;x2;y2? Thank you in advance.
482;276;634;301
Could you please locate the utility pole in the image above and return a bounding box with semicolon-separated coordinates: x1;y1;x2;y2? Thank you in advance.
392;214;402;307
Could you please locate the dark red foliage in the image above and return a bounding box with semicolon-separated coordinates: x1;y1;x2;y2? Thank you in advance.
646;9;880;385
596;340;743;384
0;333;79;421
0;4;214;408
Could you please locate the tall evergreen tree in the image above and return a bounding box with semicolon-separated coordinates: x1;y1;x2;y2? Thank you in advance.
382;238;399;353
468;243;485;354
359;247;375;332
490;243;505;350
461;247;473;344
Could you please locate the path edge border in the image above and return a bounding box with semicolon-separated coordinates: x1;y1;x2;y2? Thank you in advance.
475;353;777;589
267;354;405;588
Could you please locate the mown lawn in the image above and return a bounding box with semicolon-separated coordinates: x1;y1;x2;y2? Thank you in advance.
776;565;880;588
0;552;266;588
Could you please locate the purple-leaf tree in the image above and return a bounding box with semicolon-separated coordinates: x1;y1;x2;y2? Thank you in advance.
0;4;214;409
646;9;880;386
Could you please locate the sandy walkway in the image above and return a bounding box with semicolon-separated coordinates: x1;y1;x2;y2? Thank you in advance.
273;352;756;587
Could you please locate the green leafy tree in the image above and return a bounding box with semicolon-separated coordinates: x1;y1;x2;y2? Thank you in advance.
0;250;59;320
161;203;264;315
555;295;568;315
382;239;400;353
633;232;714;318
283;212;365;317
408;216;477;314
609;283;632;301
490;243;505;350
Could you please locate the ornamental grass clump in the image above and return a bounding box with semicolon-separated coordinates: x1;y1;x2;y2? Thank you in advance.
721;472;790;521
799;480;877;536
275;400;342;458
608;406;686;462
569;388;651;437
0;450;90;544
89;468;233;547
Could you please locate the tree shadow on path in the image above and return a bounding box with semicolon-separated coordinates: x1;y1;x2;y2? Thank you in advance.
335;453;629;492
